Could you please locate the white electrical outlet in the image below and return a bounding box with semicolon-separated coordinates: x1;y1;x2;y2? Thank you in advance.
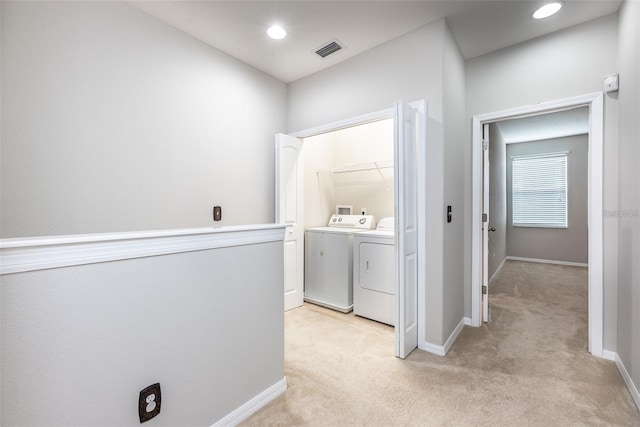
146;394;157;412
139;383;161;423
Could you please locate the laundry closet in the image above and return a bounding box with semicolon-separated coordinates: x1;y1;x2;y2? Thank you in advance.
302;118;396;325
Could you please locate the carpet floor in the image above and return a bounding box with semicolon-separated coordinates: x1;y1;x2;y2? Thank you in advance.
241;260;640;426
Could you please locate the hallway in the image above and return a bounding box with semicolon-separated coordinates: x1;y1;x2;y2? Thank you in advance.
242;261;639;425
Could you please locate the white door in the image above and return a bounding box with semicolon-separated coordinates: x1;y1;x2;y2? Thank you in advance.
275;134;304;311
482;124;490;322
394;102;419;358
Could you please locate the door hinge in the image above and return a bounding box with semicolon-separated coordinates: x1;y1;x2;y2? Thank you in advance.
482;140;488;151
482;213;488;223
482;285;488;295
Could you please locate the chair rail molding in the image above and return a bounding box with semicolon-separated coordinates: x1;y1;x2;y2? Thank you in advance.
0;224;286;275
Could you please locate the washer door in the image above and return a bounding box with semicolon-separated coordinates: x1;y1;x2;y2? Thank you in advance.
358;242;395;295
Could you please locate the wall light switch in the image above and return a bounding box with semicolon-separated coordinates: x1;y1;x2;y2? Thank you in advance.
213;206;222;221
604;74;619;93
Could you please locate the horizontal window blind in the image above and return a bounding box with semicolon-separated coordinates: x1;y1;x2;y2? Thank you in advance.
512;152;568;228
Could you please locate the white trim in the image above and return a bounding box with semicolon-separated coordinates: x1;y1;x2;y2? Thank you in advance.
415;100;428;352
471;92;605;359
506;256;588;268
602;350;616;361
420;341;447;357
211;377;287;427
443;317;466;354
291;101;422;139
419;317;465;357
614;354;640;412
489;257;508;286
0;224;286;275
464;317;473;326
290;108;393;138
587;93;605;359
472;115;483;327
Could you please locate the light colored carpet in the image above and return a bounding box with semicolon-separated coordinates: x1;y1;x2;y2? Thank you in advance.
242;260;640;426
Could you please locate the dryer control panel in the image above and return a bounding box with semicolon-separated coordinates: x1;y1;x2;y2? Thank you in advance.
327;214;376;229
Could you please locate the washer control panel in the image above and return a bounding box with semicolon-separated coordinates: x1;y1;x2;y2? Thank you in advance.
327;214;375;229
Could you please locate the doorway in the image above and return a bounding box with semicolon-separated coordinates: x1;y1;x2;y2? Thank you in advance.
277;101;426;359
471;93;605;358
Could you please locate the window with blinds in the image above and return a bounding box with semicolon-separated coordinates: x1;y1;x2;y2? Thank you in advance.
512;152;568;228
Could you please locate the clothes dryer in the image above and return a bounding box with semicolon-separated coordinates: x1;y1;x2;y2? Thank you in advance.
353;217;395;325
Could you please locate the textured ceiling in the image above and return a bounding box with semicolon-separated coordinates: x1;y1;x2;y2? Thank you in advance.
127;1;621;83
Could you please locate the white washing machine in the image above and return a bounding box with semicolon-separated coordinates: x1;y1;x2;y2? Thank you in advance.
353;217;396;325
305;214;375;312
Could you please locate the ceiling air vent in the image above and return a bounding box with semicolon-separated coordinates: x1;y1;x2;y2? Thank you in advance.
314;39;344;58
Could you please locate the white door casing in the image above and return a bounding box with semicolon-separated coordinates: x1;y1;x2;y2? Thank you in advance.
470;93;604;357
282;101;426;357
482;123;490;323
275;134;304;311
395;101;419;359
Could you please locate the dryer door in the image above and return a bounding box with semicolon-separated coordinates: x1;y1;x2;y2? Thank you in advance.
359;242;395;295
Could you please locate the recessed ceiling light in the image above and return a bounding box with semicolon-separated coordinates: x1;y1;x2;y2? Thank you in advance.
532;2;563;19
267;25;287;40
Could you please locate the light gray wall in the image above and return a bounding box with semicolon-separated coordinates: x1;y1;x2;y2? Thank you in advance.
616;0;640;403
289;19;467;347
1;5;288;425
465;13;619;351
287;20;445;133
0;1;287;238
290;20;452;347
1;242;284;426
488;123;507;280
506;135;589;264
442;22;466;340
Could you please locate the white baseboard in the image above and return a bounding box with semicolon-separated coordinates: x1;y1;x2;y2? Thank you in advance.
443;318;466;354
211;377;287;427
420;341;446;356
419;317;466;357
464;317;473;326
614;353;640;412
489;257;507;286
506;256;588;268
602;350;616;361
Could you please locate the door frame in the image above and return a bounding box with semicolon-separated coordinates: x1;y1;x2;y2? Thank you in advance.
481;123;490;322
470;92;604;357
290;102;426;356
